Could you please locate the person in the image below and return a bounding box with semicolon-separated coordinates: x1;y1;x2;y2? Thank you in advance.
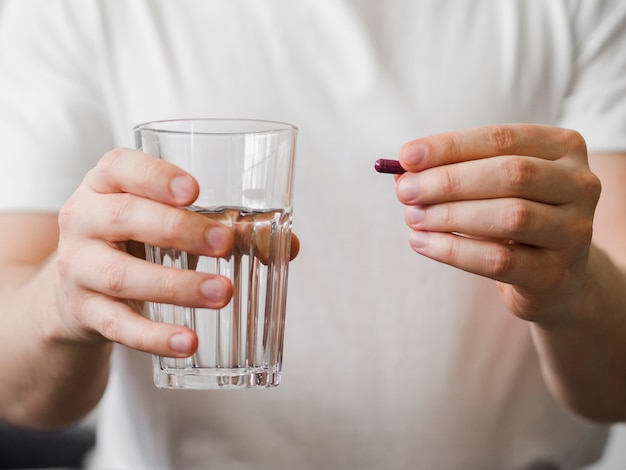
0;1;625;469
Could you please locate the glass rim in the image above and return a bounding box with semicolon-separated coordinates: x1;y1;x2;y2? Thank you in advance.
133;117;298;136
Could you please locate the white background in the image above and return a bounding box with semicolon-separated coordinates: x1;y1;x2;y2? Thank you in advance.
587;424;626;469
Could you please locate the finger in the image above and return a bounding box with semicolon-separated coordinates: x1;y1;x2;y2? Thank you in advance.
67;244;233;309
219;210;299;264
396;155;580;206
404;199;591;250
172;231;299;273
399;124;586;172
408;230;561;289
81;296;199;357
71;193;233;258
233;225;298;265
85;148;199;206
290;233;300;260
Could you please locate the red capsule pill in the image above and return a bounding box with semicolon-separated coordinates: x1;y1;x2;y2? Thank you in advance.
374;158;406;174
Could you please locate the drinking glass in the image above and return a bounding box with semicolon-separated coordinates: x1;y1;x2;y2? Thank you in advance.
134;118;297;389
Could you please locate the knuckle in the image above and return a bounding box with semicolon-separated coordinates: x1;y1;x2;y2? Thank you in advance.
561;128;586;152
55;249;73;279
557;128;589;164
130;322;152;352
445;134;465;161
99;259;127;294
99;311;122;342
156;270;181;302
438;166;460;197
486;125;518;153
442;235;461;262
161;209;189;245
103;194;132;227
432;204;454;228
485;244;514;278
56;243;74;279
502;200;533;233
86;148;127;192
56;241;82;282
578;170;602;204
131;154;159;185
501;157;534;191
57;200;77;232
98;148;126;173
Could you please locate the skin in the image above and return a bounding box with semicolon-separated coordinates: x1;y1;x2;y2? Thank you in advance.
395;123;626;422
0;123;624;429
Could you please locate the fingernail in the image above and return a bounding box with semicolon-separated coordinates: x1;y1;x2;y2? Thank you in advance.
402;143;426;166
405;206;425;226
205;227;230;252
409;231;429;250
170;175;195;201
169;333;193;354
396;177;419;203
200;278;225;302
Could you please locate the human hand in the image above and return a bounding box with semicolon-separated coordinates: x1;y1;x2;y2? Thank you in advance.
54;148;281;358
395;124;601;323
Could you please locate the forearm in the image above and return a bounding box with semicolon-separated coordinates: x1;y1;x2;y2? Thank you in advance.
0;256;111;429
531;244;626;422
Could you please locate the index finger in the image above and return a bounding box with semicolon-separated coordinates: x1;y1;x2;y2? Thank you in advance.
85;147;199;206
398;124;586;172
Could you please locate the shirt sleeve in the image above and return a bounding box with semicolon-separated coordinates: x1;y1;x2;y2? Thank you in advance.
557;0;626;154
0;0;114;212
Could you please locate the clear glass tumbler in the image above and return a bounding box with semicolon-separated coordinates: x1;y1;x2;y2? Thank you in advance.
134;118;297;389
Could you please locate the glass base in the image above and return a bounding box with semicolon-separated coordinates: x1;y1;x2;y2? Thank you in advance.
153;361;282;389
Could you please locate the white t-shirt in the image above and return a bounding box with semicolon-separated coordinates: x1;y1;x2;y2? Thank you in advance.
1;1;626;468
